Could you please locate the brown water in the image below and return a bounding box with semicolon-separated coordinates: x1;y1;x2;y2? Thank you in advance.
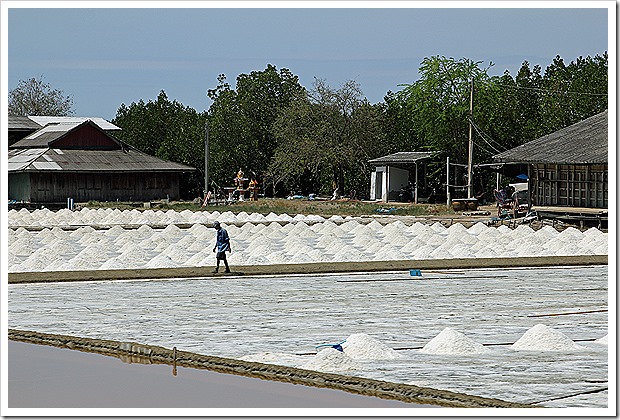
8;340;433;409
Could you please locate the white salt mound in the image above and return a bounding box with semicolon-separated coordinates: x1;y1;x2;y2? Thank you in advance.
594;334;608;345
511;324;583;351
420;327;488;355
342;333;402;360
299;348;359;372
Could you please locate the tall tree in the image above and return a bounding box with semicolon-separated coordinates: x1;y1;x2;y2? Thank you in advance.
394;56;492;163
113;91;206;198
8;76;74;116
390;56;493;195
269;78;387;197
206;65;305;190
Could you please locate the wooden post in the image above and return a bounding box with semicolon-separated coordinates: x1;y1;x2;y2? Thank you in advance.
527;165;532;213
467;79;474;198
204;120;209;198
414;162;419;204
173;346;177;376
446;156;451;207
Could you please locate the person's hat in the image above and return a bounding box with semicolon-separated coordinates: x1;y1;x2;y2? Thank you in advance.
213;221;220;228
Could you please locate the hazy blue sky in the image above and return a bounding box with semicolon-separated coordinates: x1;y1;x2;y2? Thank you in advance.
6;4;610;120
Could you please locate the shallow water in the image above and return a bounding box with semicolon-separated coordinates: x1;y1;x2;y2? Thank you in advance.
8;265;608;407
8;340;423;410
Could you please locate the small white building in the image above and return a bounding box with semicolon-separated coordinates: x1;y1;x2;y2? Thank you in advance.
368;151;439;202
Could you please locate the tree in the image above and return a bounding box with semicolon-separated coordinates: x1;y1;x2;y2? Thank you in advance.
269;78;387;197
394;56;492;161
206;65;306;191
387;56;493;196
541;53;607;131
8;76;74;116
385;53;607;200
113;91;206;198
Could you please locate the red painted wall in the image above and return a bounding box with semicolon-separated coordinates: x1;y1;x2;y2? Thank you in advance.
51;124;121;149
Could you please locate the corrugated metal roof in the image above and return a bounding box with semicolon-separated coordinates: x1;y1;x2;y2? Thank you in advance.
8;147;195;173
8;116;41;130
7;149;48;171
32;161;62;170
10;122;83;148
10;120;123;149
27;116;120;130
369;151;440;165
493;110;608;164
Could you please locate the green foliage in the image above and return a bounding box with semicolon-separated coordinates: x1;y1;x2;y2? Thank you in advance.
108;52;607;202
206;65;306;191
384;53;608;197
112;91;206;198
269;79;389;197
393;56;492;164
8;76;74;116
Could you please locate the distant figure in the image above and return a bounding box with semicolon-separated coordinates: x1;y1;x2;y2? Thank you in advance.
212;221;231;273
331;187;340;201
235;168;245;189
398;184;407;202
202;190;212;207
248;177;259;201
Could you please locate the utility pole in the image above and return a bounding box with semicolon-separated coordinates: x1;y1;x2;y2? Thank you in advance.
204;119;209;198
467;78;474;198
446;156;451;206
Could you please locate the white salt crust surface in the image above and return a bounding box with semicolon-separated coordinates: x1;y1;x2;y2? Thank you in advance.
8;265;608;408
7;210;608;273
595;334;608;345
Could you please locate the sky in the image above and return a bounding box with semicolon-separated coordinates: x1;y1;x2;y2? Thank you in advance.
4;2;611;121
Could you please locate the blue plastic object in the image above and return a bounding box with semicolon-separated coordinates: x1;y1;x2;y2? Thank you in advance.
316;340;346;352
409;269;422;276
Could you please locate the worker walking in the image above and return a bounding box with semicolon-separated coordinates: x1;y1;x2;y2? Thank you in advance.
212;221;231;273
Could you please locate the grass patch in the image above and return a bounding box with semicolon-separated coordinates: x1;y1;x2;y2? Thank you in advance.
82;198;457;217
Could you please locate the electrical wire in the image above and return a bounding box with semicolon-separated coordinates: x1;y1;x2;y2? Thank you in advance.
469;122;502;154
489;82;607;97
467;117;510;155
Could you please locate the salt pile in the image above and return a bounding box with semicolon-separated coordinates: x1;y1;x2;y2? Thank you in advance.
299;348;360;373
420;327;488;355
7;208;608;273
341;333;402;360
511;324;584;351
594;334;608;345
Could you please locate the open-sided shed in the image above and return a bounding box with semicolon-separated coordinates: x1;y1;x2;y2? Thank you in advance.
368;151;439;202
493;110;608;208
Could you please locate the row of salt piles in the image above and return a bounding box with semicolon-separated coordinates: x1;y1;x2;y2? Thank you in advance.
8;218;607;272
242;326;608;375
8;208;332;227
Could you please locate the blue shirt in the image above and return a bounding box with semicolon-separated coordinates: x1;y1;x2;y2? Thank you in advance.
215;228;230;253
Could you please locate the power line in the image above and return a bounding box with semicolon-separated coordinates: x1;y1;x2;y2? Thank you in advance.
471;123;503;154
468;117;508;154
491;82;607;97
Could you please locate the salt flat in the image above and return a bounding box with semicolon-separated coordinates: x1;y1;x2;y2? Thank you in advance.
8;265;608;408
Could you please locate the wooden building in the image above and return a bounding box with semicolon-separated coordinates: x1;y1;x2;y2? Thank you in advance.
493;110;608;209
8;115;121;146
8;119;195;203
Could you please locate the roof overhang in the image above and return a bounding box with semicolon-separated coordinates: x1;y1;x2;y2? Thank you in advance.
368;151;441;166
